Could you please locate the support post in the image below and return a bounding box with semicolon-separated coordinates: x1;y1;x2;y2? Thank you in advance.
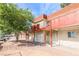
44;31;46;46
32;32;35;46
50;29;52;47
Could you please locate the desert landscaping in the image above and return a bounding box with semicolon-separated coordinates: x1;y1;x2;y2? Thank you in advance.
0;40;79;56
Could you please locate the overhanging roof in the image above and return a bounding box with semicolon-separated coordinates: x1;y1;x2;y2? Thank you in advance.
47;3;79;21
33;14;47;22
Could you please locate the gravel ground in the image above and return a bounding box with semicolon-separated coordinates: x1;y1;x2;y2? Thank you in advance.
0;41;79;56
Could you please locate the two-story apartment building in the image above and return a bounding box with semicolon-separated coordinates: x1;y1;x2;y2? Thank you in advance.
32;14;48;44
32;3;79;48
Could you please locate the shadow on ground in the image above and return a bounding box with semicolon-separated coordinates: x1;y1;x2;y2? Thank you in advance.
1;40;46;48
18;40;34;47
11;40;45;47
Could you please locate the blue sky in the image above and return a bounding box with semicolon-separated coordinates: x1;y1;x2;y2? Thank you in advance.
17;3;61;17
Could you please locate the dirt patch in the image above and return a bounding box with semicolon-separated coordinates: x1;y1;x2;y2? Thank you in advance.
0;41;79;56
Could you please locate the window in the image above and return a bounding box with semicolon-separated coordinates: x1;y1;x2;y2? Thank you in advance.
39;21;47;28
68;32;76;38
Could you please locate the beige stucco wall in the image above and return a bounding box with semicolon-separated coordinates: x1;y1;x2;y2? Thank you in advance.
57;30;79;41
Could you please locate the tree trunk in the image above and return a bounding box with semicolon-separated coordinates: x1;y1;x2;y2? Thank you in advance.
15;32;19;42
25;31;29;40
28;34;29;40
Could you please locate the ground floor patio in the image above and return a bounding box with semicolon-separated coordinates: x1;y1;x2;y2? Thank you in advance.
0;41;79;56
